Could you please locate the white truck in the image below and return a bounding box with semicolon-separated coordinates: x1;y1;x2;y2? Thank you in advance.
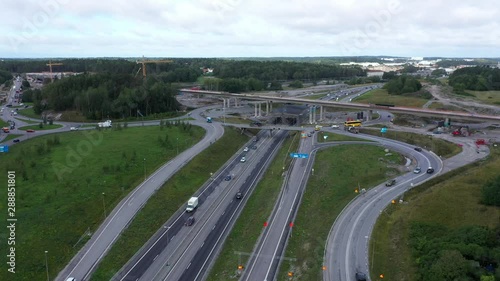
98;120;112;128
186;197;199;212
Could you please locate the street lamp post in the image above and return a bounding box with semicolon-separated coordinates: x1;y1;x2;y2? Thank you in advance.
102;192;106;219
44;250;49;281
143;158;146;181
176;137;179;155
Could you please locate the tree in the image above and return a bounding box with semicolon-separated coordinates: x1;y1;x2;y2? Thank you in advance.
382;71;397;80
427;250;469;281
481;175;500;206
268;81;283;91
289;80;303;88
22;80;31;88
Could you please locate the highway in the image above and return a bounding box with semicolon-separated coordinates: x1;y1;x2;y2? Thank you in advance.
113;130;286;281
57;108;224;281
241;133;315;281
180;89;500;122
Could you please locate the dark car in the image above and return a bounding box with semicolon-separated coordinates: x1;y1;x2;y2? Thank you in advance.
251;145;257;150
385;179;396;187
224;175;232;181
427;167;434;174
185;216;195;226
13;139;20;143
414;147;422;152
235;192;243;199
355;272;367;281
26;129;35;133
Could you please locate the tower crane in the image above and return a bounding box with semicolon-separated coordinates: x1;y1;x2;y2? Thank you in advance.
46;60;63;82
136;56;173;78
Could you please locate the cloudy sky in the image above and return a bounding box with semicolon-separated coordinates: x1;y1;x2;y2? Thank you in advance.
1;0;499;58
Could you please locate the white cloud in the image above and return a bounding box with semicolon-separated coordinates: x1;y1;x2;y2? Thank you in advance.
0;0;499;57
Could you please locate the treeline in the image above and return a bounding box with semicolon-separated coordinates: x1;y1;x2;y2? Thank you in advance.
410;222;500;281
383;75;422;95
449;66;500;91
24;73;180;120
0;69;13;85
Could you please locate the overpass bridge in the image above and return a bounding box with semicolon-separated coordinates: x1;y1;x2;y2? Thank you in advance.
180;89;500;123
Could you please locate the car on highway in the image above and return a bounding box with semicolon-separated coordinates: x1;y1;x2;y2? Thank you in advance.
70;127;78;131
240;157;246;163
26;129;35;133
331;124;340;129
414;147;423;152
224;175;232;181
184;216;195;226
243;147;249;152
13;139;20;143
307;133;312;137
413;166;421;174
385;179;396;187
355;272;367;281
235;191;243;199
251;145;257;150
427;167;434;174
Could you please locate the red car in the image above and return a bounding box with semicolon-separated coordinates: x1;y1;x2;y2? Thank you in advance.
26;129;35;133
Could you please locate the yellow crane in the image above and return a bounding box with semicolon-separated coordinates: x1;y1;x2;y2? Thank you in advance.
136;56;173;78
46;60;63;82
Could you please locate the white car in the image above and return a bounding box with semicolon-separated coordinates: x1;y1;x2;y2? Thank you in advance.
240;157;246;162
243;147;249;152
331;124;340;129
70;127;78;131
413;167;421;174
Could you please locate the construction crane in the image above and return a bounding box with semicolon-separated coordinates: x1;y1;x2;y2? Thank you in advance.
136;56;173;78
46;60;63;82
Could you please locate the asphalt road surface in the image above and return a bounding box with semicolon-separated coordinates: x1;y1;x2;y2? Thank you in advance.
241;133;315;281
57;110;224;281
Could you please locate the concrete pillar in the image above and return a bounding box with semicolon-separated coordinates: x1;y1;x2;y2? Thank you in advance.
226;98;230;108
234;98;238;107
309;107;313;124
258;103;262;117
320;106;324;121
266;102;269;116
254;103;258;117
367;110;373;121
270;102;273;112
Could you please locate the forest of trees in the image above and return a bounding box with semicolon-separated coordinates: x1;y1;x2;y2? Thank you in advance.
0;69;13;85
448;66;500;92
383;75;422;95
24;73;180;120
410;223;500;281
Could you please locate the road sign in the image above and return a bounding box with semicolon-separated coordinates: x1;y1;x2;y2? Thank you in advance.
290;153;309;159
0;145;9;152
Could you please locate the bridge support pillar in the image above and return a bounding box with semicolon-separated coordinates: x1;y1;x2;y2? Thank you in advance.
258;103;262;117
270;101;273;112
319;106;324;121
254;103;258;117
367;110;373;121
266;102;269;116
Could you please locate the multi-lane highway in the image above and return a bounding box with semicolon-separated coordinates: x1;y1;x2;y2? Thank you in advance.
113;130;287;281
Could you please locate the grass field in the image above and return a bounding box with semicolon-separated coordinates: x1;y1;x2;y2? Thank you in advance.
465;90;500;106
0;118;7;127
213;116;252;125
1;133;22;142
18;107;39;119
19;124;63;130
206;132;300;281
370;146;500;281
354;88;429;108
0;125;205;281
277;145;405;280
13;117;39;124
90;127;251;280
316;131;369;142
428;102;466;111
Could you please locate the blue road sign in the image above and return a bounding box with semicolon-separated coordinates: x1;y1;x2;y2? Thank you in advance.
0;145;9;152
290;153;309;159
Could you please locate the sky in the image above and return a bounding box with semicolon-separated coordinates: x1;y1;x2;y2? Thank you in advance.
1;0;500;58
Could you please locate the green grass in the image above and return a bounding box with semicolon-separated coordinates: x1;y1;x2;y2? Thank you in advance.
465;90;500;106
18;124;63;130
90;127;251;280
277;145;406;280
370;147;500;281
354;88;429;108
1;133;22;142
207;132;300;281
359;128;462;159
0;118;7;127
213;116;252;125
18;107;39;119
0;125;205;281
13;117;39;124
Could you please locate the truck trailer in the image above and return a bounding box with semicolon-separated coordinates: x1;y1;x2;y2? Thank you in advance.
186;197;199;212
